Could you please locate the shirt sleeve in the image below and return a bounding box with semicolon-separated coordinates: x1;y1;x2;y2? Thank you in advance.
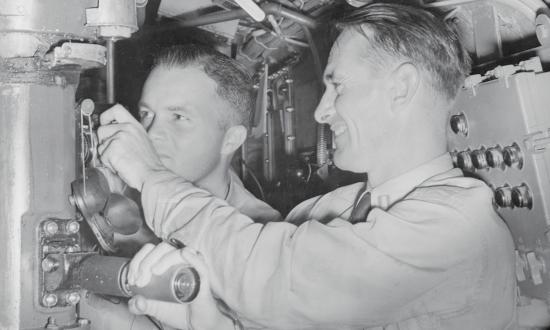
142;171;477;329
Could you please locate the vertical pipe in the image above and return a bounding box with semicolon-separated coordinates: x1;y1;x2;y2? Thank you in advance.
283;69;296;156
263;89;276;182
106;38;116;104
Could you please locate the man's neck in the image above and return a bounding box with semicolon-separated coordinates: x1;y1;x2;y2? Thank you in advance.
368;132;448;189
195;163;231;200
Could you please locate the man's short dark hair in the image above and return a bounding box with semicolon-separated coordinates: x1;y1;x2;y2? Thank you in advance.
152;44;253;128
336;1;471;101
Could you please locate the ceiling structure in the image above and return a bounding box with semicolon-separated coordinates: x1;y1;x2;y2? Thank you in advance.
145;0;550;71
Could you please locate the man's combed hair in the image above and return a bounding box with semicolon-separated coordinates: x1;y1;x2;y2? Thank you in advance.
336;1;471;101
153;44;253;128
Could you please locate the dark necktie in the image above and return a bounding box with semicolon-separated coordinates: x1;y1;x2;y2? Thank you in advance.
349;187;372;224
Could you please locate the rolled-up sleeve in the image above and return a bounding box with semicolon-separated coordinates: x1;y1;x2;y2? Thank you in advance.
142;171;475;329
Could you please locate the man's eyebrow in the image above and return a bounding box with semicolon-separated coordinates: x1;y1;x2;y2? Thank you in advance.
167;105;193;114
137;101;150;109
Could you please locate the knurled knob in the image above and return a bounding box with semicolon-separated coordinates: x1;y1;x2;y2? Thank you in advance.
495;186;513;208
457;151;473;171
486;146;504;168
471;149;488;169
512;184;533;209
503;143;523;169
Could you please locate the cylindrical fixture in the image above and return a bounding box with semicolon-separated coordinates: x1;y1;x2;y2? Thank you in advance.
106;38;116;104
503;143;523;169
457;150;474;171
471;148;488;169
512;184;533;209
486;146;504;168
283;73;297;157
78;255;200;304
495;186;513;208
263;110;276;182
0;64;79;328
450;113;468;136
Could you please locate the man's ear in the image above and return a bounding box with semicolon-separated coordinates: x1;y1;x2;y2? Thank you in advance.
221;125;247;155
389;62;419;114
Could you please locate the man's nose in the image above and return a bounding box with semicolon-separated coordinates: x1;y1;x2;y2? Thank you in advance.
314;91;336;124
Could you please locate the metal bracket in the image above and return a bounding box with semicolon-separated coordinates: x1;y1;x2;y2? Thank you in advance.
44;43;107;69
39;218;97;308
524;129;550;153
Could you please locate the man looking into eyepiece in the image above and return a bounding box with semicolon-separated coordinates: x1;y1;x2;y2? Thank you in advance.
87;44;280;330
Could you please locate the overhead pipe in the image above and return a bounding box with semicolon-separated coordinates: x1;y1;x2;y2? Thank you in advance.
172;3;317;30
105;38;116;104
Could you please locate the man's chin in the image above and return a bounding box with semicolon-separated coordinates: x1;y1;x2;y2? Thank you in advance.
333;151;366;173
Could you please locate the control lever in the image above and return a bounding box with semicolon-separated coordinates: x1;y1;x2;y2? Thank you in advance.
79;255;200;303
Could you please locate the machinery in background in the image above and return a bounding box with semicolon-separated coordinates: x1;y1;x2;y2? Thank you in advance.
246;58;360;215
447;56;550;304
4;0;550;329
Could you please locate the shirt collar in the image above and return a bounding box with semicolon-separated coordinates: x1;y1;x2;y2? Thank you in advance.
369;153;456;209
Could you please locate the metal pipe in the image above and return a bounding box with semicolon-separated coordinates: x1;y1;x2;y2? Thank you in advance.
173;3;317;29
283;71;297;156
263;90;276;182
106;38;116;104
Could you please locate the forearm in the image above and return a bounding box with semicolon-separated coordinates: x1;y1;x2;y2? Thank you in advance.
140;171;452;329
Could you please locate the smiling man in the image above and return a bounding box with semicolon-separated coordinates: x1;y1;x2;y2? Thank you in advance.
99;2;517;329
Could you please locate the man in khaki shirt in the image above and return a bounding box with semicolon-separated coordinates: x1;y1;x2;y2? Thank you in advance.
85;44;280;330
99;2;516;329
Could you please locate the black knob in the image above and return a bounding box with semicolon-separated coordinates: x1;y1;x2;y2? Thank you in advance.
450;113;468;136
471;149;488;169
503;143;523;169
457;151;473;171
495;186;513;208
486;146;504;168
511;184;533;209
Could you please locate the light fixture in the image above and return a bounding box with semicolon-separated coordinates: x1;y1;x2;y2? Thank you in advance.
234;0;266;22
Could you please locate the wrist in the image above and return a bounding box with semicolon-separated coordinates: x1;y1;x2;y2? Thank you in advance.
138;165;168;192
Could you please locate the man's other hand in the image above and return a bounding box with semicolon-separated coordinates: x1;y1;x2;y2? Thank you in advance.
127;242;235;329
97;104;165;191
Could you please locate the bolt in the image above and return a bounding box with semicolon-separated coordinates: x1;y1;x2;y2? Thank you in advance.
66;245;80;253
65;221;80;234
43;221;59;236
45;316;59;329
78;319;91;326
54;75;64;86
41;257;59;272
42;293;58;307
286;107;295;113
66;291;81;305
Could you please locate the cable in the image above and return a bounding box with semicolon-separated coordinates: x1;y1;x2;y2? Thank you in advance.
241;160;266;201
146;316;164;330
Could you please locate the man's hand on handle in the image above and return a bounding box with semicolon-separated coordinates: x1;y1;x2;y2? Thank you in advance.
127;242;236;330
97;104;165;191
